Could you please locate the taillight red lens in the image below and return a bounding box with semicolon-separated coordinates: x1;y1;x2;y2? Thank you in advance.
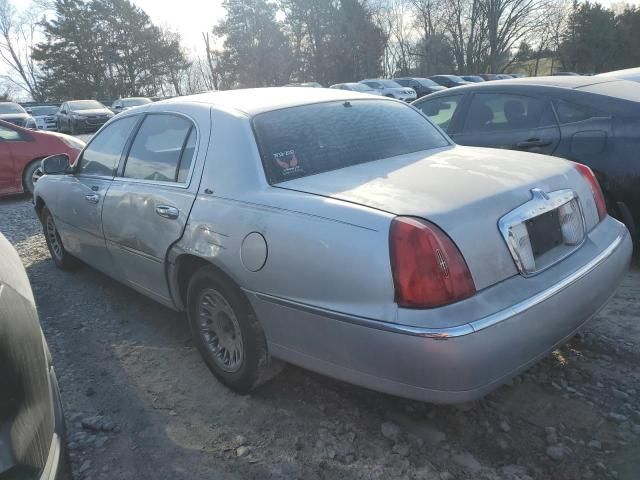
574;163;607;221
389;217;476;308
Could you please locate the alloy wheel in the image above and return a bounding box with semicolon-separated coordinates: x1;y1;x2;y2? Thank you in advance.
197;288;244;373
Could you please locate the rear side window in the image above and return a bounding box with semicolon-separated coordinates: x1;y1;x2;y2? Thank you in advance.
463;93;546;132
553;100;606;124
254;100;449;184
0;125;23;141
79;116;137;176
123;114;195;183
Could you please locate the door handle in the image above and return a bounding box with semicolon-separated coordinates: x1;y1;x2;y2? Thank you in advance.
155;205;179;219
516;138;552;148
85;192;99;203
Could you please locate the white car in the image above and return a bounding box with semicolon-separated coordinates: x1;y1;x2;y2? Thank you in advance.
360;79;417;101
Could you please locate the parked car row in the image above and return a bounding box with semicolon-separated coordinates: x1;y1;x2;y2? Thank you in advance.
11;97;153;135
326;74;525;100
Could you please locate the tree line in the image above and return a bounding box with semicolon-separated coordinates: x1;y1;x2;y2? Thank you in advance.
0;0;639;101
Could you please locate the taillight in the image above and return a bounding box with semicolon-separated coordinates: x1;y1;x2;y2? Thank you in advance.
389;217;476;308
574;163;606;221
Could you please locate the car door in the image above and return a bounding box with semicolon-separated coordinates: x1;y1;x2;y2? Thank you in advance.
451;92;560;155
101;111;209;305
0;124;22;194
414;93;466;133
52;115;140;275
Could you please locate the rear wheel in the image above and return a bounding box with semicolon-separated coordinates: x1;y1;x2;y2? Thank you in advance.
41;207;80;271
22;159;41;194
186;266;283;393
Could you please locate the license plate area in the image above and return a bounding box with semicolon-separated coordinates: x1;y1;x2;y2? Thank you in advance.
526;210;563;258
499;189;586;277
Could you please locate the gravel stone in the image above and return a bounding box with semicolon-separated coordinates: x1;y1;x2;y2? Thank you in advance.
381;422;402;442
452;452;482;473
545;445;565;461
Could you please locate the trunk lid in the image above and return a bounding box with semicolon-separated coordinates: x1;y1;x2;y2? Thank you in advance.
277;145;583;290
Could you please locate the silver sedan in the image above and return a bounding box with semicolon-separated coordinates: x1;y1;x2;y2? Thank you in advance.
33;88;632;403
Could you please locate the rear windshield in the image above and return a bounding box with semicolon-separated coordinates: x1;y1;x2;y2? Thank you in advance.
417;78;439;87
123;98;151;107
253;100;449;184
0;103;25;114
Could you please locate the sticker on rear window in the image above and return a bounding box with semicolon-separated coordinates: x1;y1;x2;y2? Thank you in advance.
273;149;302;176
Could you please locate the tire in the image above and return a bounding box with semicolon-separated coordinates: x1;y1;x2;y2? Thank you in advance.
22;159;41;194
186;266;283;393
41;207;80;271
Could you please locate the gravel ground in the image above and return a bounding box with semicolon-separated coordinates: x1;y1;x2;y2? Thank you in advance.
1;195;639;480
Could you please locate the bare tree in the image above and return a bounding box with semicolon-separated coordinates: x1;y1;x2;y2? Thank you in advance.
0;0;46;100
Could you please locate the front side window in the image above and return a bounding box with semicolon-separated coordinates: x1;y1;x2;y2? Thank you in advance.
254;99;449;184
79;116;138;176
123;114;195;183
0;125;23;141
463;93;546;133
415;94;464;131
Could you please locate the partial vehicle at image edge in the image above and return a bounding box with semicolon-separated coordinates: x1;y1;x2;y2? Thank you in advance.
0;119;84;196
0;232;72;480
412;75;640;244
33;88;631;404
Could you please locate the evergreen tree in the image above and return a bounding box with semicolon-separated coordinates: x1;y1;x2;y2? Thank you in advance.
33;0;190;99
214;0;292;88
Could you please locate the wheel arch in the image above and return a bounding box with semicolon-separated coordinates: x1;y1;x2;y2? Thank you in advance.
34;195;46;219
169;253;246;312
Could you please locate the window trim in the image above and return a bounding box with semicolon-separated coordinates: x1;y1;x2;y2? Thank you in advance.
75;114;143;179
251;98;452;186
115;111;199;189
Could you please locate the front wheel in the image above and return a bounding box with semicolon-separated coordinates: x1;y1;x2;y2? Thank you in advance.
41;207;80;271
186;266;283;393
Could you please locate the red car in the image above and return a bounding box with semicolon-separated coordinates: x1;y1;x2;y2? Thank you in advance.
0;119;84;196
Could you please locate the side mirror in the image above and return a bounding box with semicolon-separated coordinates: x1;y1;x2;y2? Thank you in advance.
42;154;70;175
114;105;123;110
422;103;441;116
26;108;33;114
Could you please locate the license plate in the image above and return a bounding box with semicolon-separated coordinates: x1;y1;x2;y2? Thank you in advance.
526;209;563;257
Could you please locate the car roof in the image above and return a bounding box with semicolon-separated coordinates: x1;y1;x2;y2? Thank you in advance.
416;76;640;102
597;67;640;81
157;87;384;116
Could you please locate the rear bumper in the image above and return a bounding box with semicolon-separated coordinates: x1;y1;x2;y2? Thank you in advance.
250;218;632;403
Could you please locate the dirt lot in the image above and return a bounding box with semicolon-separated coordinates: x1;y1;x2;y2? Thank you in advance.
1;195;639;480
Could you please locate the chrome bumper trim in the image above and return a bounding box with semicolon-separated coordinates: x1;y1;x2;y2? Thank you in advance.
254;224;628;340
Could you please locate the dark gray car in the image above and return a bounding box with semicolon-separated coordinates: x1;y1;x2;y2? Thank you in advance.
56;100;114;134
393;77;446;98
412;76;640;242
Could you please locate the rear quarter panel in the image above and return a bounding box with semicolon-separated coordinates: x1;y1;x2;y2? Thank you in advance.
173;109;398;322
